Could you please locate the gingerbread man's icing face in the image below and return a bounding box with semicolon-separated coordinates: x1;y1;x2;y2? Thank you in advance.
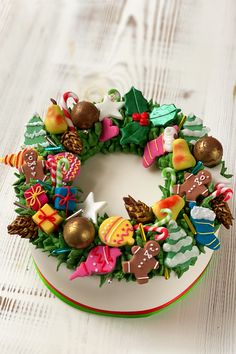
21;148;46;183
173;169;212;201
145;241;160;256
192;170;211;187
122;240;160;284
23;149;38;164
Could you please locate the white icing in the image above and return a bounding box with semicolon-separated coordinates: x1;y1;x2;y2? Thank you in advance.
163;236;193;252
168;228;187;241
165;246;200;268
190;206;216;221
24;130;46;138
163;126;178;152
184;116;203;126
22;141;49;148
168;220;177;228
182;127;209;137
27;121;44;127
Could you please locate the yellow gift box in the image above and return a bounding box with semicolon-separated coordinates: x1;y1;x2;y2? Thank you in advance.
32;203;63;235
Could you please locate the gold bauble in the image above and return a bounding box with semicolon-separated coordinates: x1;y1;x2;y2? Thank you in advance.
63;216;95;249
193;136;223;167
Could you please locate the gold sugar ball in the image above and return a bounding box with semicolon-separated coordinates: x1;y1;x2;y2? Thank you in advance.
63;216;95;249
193;136;223;167
71;101;100;129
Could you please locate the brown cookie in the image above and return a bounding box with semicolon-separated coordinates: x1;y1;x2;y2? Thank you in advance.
122;240;160;284
173;170;212;202
20;149;46;183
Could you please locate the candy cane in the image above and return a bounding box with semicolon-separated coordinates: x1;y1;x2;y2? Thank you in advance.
56;158;70;188
134;223;167;234
162;167;176;194
46;156;57;186
202;183;233;206
134;224;169;242
134;209;173;230
154;227;169;241
154;208;173;226
60;91;79;132
215;183;233;202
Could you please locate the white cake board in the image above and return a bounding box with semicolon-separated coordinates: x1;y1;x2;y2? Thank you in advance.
31;153;214;317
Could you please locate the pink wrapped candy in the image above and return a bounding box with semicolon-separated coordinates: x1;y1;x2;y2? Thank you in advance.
70;245;121;280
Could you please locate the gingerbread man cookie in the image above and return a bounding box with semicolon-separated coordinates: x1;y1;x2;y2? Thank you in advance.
122;240;160;284
20;149;46;183
173;170;212;202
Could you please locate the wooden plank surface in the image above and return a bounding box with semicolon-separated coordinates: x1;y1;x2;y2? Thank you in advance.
0;0;235;353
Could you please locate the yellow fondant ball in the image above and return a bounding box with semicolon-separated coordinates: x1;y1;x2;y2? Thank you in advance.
99;216;134;247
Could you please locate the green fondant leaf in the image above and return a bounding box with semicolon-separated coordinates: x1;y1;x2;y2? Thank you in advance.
150;104;180;127
120;121;150;145
220;160;233;179
123;87;148;115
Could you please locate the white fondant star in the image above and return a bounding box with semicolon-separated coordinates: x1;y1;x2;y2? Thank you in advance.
95;95;124;121
78;192;107;223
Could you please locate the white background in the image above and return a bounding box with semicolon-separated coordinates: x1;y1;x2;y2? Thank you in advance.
0;1;235;353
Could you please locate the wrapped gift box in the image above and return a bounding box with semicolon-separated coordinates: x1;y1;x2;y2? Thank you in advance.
24;183;48;211
54;187;77;214
32;203;63;234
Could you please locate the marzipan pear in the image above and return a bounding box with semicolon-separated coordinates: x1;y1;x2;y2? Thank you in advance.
44;99;68;134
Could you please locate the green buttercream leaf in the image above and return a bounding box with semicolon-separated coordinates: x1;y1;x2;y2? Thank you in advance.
220;160;233;179
120;121;150;145
123;87;149;115
150;104;180;127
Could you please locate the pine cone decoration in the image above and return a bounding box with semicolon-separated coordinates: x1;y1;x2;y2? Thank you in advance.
211;195;234;229
61;131;83;155
123;195;154;224
7;216;38;239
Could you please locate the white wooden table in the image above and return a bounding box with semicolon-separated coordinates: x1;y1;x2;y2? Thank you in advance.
0;1;235;353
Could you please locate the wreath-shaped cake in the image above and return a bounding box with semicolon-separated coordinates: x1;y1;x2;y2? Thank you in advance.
4;87;233;286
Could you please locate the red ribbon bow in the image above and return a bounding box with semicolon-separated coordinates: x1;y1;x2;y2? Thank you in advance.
25;184;45;209
54;187;78;216
37;208;58;232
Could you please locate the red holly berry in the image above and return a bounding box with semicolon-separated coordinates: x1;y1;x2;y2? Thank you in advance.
140;119;149;126
141;112;149;120
132;113;140;121
139;112;149;126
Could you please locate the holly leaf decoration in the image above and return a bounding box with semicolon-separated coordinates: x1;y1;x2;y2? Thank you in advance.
120;121;150;145
150;104;180;127
124;87;148;115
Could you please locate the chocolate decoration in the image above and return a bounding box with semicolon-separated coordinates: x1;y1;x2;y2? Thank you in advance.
63;216;95;249
193;136;223;167
71;101;100;129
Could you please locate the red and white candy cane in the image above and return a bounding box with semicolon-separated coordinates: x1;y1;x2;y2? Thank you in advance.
134;225;169;242
214;183;233;202
46;156;57;186
203;183;233;205
60;91;79;131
